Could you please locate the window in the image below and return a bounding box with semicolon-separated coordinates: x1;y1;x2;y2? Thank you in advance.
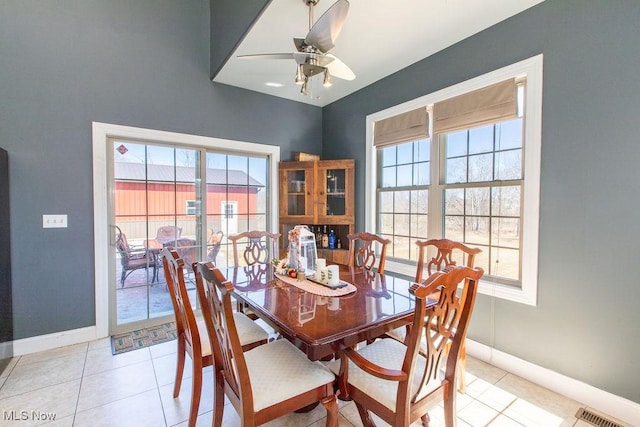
378;139;430;261
186;200;197;215
441;119;523;286
366;55;542;305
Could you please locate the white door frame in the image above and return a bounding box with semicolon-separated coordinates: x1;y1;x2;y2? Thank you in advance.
92;122;280;338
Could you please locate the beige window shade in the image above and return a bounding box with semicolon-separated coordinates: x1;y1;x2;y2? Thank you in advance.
374;107;429;147
433;79;517;134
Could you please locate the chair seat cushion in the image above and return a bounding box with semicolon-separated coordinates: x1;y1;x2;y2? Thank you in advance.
328;338;440;411
233;312;269;346
244;339;335;411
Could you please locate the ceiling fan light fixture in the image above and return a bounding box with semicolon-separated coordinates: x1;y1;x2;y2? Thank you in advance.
295;65;305;85
322;68;333;87
301;80;309;95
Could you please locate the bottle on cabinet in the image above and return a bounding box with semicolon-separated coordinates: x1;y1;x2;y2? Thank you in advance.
315;225;323;248
328;229;337;249
321;225;329;249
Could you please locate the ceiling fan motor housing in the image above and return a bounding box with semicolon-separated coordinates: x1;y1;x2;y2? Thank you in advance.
302;63;325;78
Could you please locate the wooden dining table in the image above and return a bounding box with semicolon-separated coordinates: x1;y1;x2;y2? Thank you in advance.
224;262;421;361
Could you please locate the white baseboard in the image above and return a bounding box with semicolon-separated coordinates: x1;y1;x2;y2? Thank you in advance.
466;339;640;426
12;326;104;356
0;341;13;360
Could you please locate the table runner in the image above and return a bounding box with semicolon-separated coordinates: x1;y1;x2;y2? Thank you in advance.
275;273;357;297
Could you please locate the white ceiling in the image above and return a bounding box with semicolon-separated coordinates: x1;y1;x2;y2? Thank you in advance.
213;0;544;107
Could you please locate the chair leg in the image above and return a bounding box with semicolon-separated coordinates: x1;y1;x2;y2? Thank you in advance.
212;370;225;427
355;402;376;427
457;343;467;393
443;383;457;427
188;357;203;427
173;338;186;398
320;394;339;427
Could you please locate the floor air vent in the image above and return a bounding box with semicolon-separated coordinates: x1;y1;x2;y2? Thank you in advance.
575;408;625;427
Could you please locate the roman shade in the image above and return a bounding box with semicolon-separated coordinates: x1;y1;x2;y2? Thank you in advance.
433;78;517;134
374;107;429;147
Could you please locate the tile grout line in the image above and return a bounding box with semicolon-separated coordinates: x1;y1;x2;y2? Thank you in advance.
150;347;171;427
70;343;90;426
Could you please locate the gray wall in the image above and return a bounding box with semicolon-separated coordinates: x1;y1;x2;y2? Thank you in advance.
323;0;640;404
0;0;321;339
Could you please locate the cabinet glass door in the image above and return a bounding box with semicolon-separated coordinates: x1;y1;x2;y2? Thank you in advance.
279;163;315;224
287;169;308;215
325;169;346;216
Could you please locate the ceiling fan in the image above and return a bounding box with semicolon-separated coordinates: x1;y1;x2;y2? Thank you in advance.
238;0;355;96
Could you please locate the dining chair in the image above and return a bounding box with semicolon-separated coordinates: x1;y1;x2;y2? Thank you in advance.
194;262;339;427
161;248;269;427
331;266;483;427
228;230;281;267
417;238;481;393
114;225;156;287
387;238;482;393
228;230;281;316
347;232;391;274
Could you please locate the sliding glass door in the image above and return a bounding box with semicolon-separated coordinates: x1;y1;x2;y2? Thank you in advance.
110;141;201;333
108;138;273;334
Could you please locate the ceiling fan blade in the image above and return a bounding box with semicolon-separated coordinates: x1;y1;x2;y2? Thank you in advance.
325;54;355;80
304;0;349;54
237;53;294;60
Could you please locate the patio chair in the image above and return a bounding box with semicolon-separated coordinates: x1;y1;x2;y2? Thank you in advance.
347;232;391;274
207;229;224;263
156;225;182;246
331;266;483;427
114;225;156;287
194;262;338;427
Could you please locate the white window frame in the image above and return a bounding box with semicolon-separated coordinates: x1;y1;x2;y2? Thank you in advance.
92;122;280;337
365;54;543;305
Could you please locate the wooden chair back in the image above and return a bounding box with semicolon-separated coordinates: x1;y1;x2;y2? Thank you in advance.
161;248;212;427
346;232;391;273
195;263;249;405
414;238;481;394
415;238;481;283
336;266;483;427
228;230;280;267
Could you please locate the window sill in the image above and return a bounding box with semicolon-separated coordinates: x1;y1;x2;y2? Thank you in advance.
384;260;537;306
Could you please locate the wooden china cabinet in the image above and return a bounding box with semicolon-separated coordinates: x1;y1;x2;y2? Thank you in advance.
279;159;354;265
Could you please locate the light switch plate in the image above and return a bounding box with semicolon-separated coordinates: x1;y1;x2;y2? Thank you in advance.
43;214;68;228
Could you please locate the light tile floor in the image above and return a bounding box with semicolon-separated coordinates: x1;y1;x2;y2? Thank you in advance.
0;338;629;427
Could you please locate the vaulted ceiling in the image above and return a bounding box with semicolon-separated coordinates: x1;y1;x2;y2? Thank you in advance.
212;0;544;107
